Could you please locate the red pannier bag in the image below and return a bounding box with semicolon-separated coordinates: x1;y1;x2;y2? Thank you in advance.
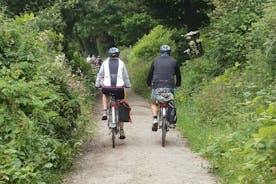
117;99;132;122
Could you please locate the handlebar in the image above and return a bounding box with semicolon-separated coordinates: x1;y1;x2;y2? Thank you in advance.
96;86;130;89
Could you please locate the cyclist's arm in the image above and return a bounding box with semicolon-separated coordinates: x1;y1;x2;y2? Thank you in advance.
95;65;104;87
122;64;131;88
175;62;181;87
146;63;154;87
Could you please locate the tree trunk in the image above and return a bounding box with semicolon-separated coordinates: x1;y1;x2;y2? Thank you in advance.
183;0;195;31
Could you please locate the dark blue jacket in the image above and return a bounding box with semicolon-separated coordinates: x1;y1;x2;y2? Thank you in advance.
146;55;181;89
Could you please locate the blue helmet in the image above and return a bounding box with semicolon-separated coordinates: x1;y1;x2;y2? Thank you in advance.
160;45;171;54
108;47;120;57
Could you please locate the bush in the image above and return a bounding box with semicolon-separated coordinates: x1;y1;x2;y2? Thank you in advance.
207;0;268;70
132;25;175;62
126;25;176;98
176;1;276;183
0;12;94;183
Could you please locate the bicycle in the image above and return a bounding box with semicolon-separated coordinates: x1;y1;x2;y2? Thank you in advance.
154;88;176;147
107;93;119;148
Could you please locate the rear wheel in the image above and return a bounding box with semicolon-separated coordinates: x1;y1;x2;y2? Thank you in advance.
161;117;167;147
112;128;116;148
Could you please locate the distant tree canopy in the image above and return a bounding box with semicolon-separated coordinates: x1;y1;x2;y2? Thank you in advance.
142;0;214;31
0;0;214;56
0;0;57;15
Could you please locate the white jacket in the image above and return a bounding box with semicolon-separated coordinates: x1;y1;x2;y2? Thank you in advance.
95;57;131;88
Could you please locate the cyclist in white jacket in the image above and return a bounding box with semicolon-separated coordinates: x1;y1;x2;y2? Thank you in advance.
95;47;131;139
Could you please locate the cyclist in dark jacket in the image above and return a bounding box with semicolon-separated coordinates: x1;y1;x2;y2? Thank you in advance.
146;45;181;131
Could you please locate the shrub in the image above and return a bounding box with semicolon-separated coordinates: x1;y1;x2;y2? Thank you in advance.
177;1;276;183
132;25;175;61
207;0;268;70
127;25;176;97
0;12;94;183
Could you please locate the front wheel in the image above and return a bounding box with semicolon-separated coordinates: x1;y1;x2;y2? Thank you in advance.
161;117;167;147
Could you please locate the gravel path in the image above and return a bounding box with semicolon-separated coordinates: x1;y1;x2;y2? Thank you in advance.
63;90;218;184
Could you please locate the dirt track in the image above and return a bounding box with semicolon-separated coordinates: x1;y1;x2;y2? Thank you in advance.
63;90;218;184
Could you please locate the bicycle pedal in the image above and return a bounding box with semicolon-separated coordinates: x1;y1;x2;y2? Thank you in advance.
168;124;176;129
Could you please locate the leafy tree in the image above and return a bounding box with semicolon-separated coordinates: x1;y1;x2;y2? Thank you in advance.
142;0;214;31
205;0;269;70
0;0;57;16
75;0;156;53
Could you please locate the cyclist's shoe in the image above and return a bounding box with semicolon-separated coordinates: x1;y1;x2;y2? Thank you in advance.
119;129;126;139
168;123;176;129
102;115;107;120
152;119;158;131
101;110;107;120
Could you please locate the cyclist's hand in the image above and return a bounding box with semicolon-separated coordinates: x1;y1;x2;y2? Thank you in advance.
95;85;101;89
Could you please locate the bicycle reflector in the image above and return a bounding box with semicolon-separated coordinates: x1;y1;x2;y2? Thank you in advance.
111;103;118;108
160;103;168;107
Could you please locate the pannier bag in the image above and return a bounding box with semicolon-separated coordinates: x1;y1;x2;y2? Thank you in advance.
155;88;174;103
167;100;177;124
117;99;132;122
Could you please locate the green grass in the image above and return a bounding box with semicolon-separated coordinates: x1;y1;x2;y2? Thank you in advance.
176;101;228;152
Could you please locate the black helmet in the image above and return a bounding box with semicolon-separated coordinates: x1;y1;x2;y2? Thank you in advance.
108;47;120;57
160;45;171;54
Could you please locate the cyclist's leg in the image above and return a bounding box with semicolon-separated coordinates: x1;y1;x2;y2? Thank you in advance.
151;89;159;131
119;122;125;139
101;88;110;120
151;89;159;116
102;93;108;109
151;103;158;117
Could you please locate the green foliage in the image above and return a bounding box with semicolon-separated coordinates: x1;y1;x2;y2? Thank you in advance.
195;80;238;126
193;48;275;183
207;0;268;69
126;25;176;98
1;0;275;183
0;12;94;183
142;0;213;30
0;0;57;16
176;1;276;183
241;103;276;183
177;57;220;98
60;0;156;55
121;13;157;46
132;25;175;61
203;101;276;184
35;4;66;32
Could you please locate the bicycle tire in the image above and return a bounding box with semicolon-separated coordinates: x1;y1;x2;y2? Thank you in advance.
112;128;116;148
162;117;167;147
